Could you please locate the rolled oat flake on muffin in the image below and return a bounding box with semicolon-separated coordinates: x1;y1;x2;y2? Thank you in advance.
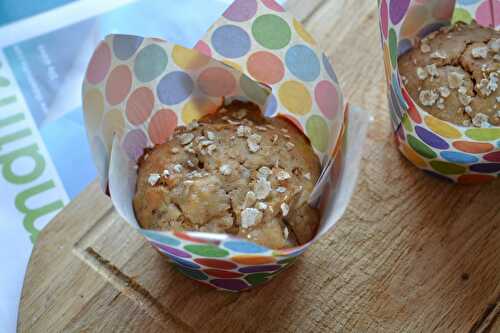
472;46;488;59
241;208;263;228
416;67;428;80
419;90;439;106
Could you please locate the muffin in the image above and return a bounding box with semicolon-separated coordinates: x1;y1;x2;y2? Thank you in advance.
133;101;321;249
398;21;500;127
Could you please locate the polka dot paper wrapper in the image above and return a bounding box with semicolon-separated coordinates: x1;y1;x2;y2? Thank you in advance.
380;0;500;183
82;0;370;291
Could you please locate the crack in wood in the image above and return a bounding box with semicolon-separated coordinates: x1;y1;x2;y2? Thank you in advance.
73;246;195;333
469;294;500;333
71;209;194;332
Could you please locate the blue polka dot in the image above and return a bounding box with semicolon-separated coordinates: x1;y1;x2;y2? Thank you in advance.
322;53;337;83
140;230;181;246
392;73;407;109
457;0;481;5
157;71;194;105
113;35;143;60
171;257;201;270
212;25;251;58
223;240;268;253
285;45;320;81
389;81;405;124
264;94;277;116
440;151;478;164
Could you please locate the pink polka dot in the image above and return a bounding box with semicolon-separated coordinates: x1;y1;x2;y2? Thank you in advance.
261;0;285;12
247;51;285;84
224;0;258;22
198;67;236;97
105;65;132;105
86;42;111;84
148;109;178;144
315;80;339;119
475;0;500;27
380;0;388;39
277;113;304;133
126;87;154;125
194;40;212;57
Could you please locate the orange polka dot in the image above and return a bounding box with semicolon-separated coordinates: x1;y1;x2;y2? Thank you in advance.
452;141;494;154
105;65;132;105
247;51;285;85
126;87;154;125
148;109;177;144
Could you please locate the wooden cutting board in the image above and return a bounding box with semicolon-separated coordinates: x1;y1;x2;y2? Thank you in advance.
18;1;500;332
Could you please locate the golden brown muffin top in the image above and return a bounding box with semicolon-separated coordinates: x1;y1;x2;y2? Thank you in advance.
398;21;500;127
133;101;321;249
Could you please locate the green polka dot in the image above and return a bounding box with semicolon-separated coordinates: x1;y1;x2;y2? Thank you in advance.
452;8;472;25
402;114;413;133
465;128;500;141
430;161;466;175
306;115;329;152
176;266;208;280
244;273;273;286
184;244;229;258
134;44;168;82
240;75;270;105
407;134;436;159
252;14;291;50
388;28;398;69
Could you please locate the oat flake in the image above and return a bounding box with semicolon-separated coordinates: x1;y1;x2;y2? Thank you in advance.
148;173;161;186
280;203;289;217
241;208;263;228
219;164;233;176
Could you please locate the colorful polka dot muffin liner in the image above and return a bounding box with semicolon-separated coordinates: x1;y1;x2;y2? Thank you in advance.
379;0;500;183
82;0;371;291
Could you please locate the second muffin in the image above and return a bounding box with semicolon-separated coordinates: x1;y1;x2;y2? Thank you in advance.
398;21;500;127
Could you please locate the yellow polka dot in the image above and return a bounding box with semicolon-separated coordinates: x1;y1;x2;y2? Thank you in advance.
401;143;427;168
293;18;316;45
278;80;312;116
383;44;392;81
172;45;210;70
83;89;104;135
222;59;242;73
181;97;219;124
424;115;462;139
101;108;125;150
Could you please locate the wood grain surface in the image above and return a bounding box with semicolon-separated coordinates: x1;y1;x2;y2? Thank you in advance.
18;1;500;332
